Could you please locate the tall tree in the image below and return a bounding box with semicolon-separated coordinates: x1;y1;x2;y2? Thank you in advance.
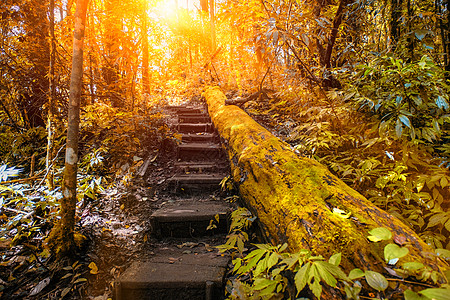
142;0;150;96
46;0;57;190
47;0;89;257
209;0;216;51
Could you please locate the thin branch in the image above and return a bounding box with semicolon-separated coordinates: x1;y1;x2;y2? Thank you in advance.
259;65;271;91
0;170;45;185
38;145;65;187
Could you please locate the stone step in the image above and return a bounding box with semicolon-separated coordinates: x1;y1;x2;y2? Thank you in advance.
177;111;207;116
174;162;228;174
150;200;232;238
166;174;224;193
181;133;218;143
178;143;224;161
168;106;203;114
175;107;203;114
178;123;214;134
115;251;229;300
179;115;211;124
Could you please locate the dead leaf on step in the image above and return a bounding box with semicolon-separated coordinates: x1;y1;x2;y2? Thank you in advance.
177;242;199;249
203;243;214;252
168;257;179;264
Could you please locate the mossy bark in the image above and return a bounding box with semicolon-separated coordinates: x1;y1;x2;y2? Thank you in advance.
204;87;447;280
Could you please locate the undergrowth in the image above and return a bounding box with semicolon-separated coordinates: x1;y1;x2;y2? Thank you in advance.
0;101;169;298
220;207;450;299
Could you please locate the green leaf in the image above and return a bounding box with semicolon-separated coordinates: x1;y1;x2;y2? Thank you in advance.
436;96;449;110
436;248;450;260
279;243;288;252
314;261;337;287
74;278;87;284
396;118;403;137
348;268;365;280
404;289;428;300
367;227;392;242
419;288;450;300
253;278;275;291
258;282;278;297
233;258;242;272
266;252;279;270
399;115;411;128
316;261;348;280
427;213;448;228
310;278;323;299
61;273;72;280
365;270;388;292
384;243;409;263
294;262;310;294
402;262;424;271
328;253;341;266
254;253;268;276
415;29;429;41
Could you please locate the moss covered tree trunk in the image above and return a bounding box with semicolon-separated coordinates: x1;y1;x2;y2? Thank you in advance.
204;87;447;279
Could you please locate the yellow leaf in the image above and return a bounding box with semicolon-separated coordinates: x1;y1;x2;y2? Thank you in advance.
120;204;125;210
89;262;98;275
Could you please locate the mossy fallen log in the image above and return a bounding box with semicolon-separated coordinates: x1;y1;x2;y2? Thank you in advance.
203;87;448;292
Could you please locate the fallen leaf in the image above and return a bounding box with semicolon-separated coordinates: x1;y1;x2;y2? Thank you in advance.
29;277;51;296
168;257;179;264
89;262;98;275
393;235;407;246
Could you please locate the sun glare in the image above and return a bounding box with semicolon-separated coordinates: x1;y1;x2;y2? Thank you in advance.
154;0;179;21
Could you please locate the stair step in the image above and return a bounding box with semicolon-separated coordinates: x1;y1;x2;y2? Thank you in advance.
174;162;227;174
167;104;202;113
181;133;218;143
179;115;211;124
115;251;229;300
150;200;231;238
174;107;203;114
178;123;214;134
166;174;224;193
178;143;224;161
177;111;207;116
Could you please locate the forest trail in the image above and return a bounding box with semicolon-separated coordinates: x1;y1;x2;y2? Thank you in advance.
114;104;233;299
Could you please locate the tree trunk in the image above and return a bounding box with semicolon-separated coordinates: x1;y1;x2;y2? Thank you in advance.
141;0;149;95
46;0;88;257
323;0;348;69
203;87;447;286
209;0;216;51
390;0;403;48
46;0;56;190
445;0;450;81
